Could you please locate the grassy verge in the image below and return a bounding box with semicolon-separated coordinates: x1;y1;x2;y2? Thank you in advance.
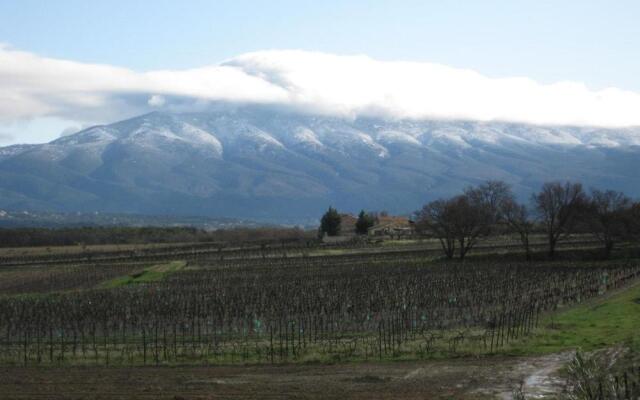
99;261;186;288
503;281;640;355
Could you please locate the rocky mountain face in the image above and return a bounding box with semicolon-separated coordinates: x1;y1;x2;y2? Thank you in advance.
1;107;639;222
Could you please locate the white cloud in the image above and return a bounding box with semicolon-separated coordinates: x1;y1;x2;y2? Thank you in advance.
0;45;287;125
59;126;81;137
147;95;166;107
0;132;14;144
0;116;81;145
2;45;640;132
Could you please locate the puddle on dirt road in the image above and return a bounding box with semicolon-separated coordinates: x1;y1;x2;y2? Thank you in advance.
476;352;574;400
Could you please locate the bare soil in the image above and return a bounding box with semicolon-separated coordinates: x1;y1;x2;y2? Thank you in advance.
0;353;571;400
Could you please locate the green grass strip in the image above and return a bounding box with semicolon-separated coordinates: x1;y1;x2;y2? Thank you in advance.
99;260;186;288
504;281;640;355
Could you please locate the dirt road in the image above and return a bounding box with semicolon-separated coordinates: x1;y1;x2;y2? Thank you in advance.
0;353;572;400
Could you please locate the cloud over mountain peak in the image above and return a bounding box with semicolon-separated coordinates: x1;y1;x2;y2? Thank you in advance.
2;45;640;133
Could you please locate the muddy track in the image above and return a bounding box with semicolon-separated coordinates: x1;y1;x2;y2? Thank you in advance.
0;353;573;400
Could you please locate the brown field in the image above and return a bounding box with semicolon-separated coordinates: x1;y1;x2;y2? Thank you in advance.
0;353;570;400
1;236;638;399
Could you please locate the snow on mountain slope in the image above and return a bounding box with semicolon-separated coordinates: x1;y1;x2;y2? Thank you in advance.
0;107;639;221
376;130;422;146
0;144;38;160
293;127;324;149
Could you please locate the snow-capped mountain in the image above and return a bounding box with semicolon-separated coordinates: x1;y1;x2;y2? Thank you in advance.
1;106;639;221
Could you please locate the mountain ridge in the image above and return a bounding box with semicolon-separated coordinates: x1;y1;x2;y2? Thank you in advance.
1;107;639;222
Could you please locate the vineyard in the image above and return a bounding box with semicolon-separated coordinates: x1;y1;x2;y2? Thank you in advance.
1;241;639;366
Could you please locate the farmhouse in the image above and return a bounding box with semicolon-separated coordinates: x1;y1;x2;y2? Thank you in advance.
322;213;415;242
367;215;414;238
339;213;358;236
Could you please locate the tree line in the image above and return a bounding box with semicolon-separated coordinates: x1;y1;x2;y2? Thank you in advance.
319;207;386;237
415;181;640;260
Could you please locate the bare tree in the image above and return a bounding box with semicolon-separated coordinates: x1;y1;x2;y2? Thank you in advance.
532;181;587;258
415;199;456;259
449;195;493;259
630;202;640;238
464;180;513;225
587;189;632;258
416;194;492;260
500;198;534;261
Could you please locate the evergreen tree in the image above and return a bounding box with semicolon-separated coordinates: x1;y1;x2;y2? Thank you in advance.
320;207;342;237
355;210;375;235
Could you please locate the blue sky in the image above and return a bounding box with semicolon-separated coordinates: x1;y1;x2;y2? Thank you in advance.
1;0;640;144
2;0;638;88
